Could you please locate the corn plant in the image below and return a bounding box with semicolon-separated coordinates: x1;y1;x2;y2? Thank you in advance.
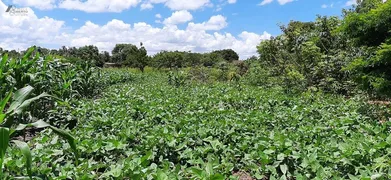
0;86;78;179
0;47;39;99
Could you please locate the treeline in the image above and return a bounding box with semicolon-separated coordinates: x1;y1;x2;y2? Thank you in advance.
248;0;391;98
0;44;240;72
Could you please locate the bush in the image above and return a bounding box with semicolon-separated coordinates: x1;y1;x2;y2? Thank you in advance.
168;71;188;87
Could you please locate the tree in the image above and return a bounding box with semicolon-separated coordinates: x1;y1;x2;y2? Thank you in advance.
183;52;202;67
126;44;150;73
77;45;100;66
99;51;111;66
112;43;150;72
201;52;224;67
342;0;391;97
211;49;239;62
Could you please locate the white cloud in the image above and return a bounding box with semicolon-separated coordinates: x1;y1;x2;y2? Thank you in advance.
140;3;153;10
0;1;271;59
259;0;273;5
58;0;140;13
278;0;294;5
345;0;356;6
321;3;334;8
187;15;227;31
227;0;237;4
163;10;193;25
0;0;64;49
259;0;294;5
144;0;211;10
155;14;162;19
73;18;78;21
12;0;56;10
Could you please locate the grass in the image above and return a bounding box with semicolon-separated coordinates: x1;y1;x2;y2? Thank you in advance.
2;71;391;179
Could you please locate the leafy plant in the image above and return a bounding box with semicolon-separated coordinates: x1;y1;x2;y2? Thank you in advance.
0;86;78;178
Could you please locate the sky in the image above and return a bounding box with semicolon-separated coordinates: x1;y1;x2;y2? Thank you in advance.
0;0;357;59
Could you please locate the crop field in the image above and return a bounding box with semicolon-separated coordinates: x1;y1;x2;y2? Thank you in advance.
2;2;391;178
2;68;390;179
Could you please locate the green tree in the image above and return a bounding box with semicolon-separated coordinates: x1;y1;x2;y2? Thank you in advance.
211;49;239;62
342;0;391;97
112;43;150;72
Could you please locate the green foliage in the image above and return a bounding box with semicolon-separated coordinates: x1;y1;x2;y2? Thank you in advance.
0;49;134;178
12;140;32;179
168;71;187;87
2;72;389;179
342;0;391;98
151;51;226;69
253;15;354;94
211;49;239;62
152;50;185;69
342;0;391;47
0;127;9;178
0;86;77;178
112;43;150;72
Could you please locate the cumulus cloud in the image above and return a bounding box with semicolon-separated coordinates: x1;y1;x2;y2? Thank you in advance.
0;1;271;59
187;15;227;31
0;0;64;49
140;3;153;10
163;10;193;25
58;0;140;13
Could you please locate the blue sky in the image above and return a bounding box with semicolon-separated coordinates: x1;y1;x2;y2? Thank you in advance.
0;0;355;58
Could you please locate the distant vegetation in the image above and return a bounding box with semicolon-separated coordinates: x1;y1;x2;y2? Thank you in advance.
1;0;391;179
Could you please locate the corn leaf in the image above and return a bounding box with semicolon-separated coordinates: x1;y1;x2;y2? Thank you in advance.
0;114;5;125
12;140;32;179
0;53;7;69
22;47;35;60
10;92;51;116
0;91;12;113
7;86;34;114
0;127;10;176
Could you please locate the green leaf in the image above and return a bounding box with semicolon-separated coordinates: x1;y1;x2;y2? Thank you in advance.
190;167;204;178
10;93;51;115
0;53;8;69
280;164;288;175
29;120;79;165
0;114;5;125
22;47;35;60
348;174;359;180
210;174;225;180
12;140;32;179
7;86;34;114
0;127;10;176
371;174;383;179
156;169;169;180
48;126;79;166
0;91;12;113
205;162;213;176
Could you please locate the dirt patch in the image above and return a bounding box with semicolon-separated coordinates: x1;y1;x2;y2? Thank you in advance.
368;101;391;106
13;127;38;142
233;171;255;180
